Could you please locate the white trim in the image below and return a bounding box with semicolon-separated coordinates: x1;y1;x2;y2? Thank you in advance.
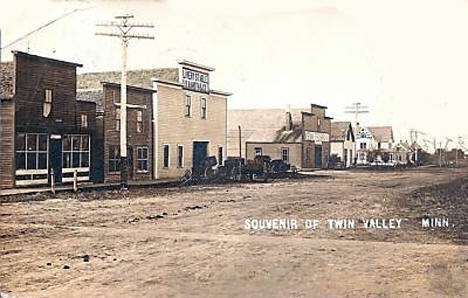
15;169;48;175
152;81;159;179
62;176;89;183
62;167;90;173
177;144;185;168
16;179;48;186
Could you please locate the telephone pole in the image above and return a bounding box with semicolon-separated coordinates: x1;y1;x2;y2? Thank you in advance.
344;102;369;127
96;14;154;189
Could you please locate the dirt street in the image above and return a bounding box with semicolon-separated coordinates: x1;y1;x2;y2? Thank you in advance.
1;167;468;297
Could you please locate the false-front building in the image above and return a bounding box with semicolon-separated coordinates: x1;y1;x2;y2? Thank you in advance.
0;51;96;189
77;60;231;181
243;104;332;170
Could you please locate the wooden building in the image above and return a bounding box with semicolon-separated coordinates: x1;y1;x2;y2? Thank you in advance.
330;121;355;168
78;83;154;183
244;104;332;170
77;60;231;180
0;51;96;189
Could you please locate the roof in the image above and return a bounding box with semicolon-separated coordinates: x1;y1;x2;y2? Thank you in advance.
177;60;215;72
311;103;328;109
330;121;353;142
0;62;14;100
76;89;104;112
228;108;309;147
13;51;83;68
77;68;179;90
367;126;394;143
102;82;156;93
247;125;303;143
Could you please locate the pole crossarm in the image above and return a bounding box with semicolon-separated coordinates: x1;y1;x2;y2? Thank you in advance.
95;14;154;189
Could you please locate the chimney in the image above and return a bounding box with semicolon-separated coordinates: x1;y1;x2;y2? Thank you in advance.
285;105;292;131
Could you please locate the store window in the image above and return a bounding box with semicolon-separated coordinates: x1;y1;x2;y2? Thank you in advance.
15;133;48;170
109;145;120;173
63;135;90;169
177;145;184;168
254;147;262;156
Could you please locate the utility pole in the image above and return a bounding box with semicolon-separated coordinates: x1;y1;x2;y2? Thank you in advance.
96;14;154;189
344;102;369;127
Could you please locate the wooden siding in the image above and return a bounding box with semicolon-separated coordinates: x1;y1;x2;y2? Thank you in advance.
102;84;153;182
155;84;227;179
0;100;15;189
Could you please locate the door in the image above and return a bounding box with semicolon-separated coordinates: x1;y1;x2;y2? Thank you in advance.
50;138;62;184
127;146;134;180
314;145;322;168
344;149;348;168
193;141;208;175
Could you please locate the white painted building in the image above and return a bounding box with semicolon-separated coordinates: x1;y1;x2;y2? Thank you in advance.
330;122;355;168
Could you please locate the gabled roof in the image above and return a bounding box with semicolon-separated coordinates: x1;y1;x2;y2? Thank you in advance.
331;121;353;142
367;126;394;143
77;68;179;90
0;62;15;100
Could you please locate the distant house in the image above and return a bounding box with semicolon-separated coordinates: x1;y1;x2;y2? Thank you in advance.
330;122;355;168
243;104;333;170
355;125;394;165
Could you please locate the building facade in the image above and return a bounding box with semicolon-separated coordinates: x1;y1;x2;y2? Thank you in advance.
77;59;231;181
355;125;394;165
330;121;355;168
0;51;96;189
152;61;231;178
245;104;332;170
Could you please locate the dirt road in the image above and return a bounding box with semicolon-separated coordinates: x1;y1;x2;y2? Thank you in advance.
1;167;467;297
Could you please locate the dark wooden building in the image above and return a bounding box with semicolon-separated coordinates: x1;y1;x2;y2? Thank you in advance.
0;51;96;189
78;82;154;183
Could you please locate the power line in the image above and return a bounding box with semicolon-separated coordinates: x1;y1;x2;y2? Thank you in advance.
344;102;369;126
95;13;154;189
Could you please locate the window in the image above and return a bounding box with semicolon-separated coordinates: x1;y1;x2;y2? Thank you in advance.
218;146;223;165
360;143;367;149
136;110;143;133
15;133;48;170
201;98;207;119
185;95;192;117
63;135;90;169
115;108;121;131
137;146;148;172
378;142;381;149
81;114;88;128
281;148;289;162
254;147;262;156
43;89;52;117
163;144;170;168
177;145;184;168
109;145;120;173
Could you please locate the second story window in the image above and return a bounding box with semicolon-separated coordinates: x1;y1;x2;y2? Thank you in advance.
115;108;121;131
360;142;367;149
81;114;88;128
43;89;53;117
201;98;207;119
185;95;192;117
317;118;321;129
136;110;143;133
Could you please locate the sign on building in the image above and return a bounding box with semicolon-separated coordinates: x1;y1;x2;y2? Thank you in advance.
304;131;329;144
182;67;209;93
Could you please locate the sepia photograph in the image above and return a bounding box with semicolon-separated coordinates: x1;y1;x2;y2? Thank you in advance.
0;0;467;297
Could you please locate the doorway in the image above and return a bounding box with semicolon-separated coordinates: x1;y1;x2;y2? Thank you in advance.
193;141;208;175
50;137;62;184
314;145;322;168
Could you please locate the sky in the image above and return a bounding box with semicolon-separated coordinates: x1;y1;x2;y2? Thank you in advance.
1;0;468;149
